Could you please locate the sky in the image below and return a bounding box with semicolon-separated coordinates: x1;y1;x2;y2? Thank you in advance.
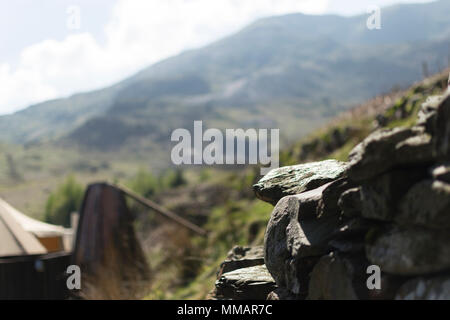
0;0;436;115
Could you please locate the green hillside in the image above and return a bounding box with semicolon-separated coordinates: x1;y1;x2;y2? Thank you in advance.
1;0;450;153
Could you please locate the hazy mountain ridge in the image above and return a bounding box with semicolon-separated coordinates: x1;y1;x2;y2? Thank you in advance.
1;0;450;152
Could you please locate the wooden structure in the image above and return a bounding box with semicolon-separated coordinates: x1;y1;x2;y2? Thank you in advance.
0;198;71;254
0;252;71;299
0;182;206;299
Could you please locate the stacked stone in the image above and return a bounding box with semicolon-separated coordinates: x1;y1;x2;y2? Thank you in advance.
210;246;277;300
253;92;450;300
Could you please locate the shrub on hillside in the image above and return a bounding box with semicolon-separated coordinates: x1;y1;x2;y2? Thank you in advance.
159;168;186;189
128;168;159;198
45;175;84;227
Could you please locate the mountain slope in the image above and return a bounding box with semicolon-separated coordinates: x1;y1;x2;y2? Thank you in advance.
1;0;450;153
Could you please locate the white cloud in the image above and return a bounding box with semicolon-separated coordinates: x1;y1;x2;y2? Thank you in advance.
0;63;57;114
0;0;329;115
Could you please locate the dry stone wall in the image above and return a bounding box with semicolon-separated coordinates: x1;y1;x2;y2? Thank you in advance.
211;91;450;300
254;92;450;300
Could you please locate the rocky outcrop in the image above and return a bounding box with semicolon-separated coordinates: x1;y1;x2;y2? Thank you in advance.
253;92;450;300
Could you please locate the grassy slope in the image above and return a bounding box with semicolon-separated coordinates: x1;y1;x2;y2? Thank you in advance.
0;141;171;218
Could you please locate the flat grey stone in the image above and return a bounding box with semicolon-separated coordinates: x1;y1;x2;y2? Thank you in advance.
253;160;347;205
218;246;265;276
215;265;277;300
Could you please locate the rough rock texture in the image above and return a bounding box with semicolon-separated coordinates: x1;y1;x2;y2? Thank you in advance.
417;95;442;133
435;93;450;159
307;253;368;300
347;127;433;182
267;287;302;300
307;252;404;300
213;81;450;300
338;188;362;218
218;246;265;277
214;265;277;300
347;127;417;181
395;276;450;300
359;169;427;221
431;163;450;183
366;225;450;275
264;192;340;294
253;160;347;205
261;89;450;300
317;178;356;218
328;218;372;254
397;180;450;228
